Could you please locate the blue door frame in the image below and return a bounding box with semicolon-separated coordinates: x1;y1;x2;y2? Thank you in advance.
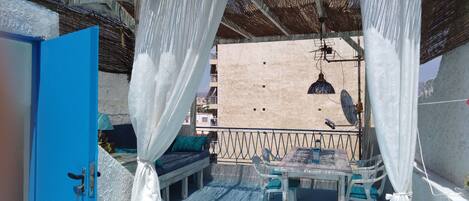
1;27;99;201
0;31;42;201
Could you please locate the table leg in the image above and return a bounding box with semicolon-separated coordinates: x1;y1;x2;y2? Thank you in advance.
282;173;289;201
338;176;345;201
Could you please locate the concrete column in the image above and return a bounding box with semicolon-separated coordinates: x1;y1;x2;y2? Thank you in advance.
190;98;197;135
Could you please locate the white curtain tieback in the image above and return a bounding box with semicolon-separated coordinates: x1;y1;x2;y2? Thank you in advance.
385;192;412;200
137;157;154;166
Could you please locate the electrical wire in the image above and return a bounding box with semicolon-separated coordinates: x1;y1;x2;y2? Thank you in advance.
418;99;467;106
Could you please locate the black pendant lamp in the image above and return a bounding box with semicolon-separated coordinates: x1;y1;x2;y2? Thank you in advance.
308;71;335;94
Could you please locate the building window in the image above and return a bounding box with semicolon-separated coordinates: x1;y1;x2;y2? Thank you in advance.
253;108;257;111
262;108;266;111
202;117;208;122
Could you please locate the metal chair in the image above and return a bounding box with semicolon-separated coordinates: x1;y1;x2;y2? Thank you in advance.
252;155;298;201
261;148;283;176
346;160;387;201
262;148;281;163
350;155;383;180
352;155;383;170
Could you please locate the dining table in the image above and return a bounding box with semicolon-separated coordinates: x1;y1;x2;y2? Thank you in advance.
277;147;353;201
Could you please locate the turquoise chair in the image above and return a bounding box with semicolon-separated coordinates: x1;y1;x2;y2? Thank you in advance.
252;156;299;201
346;160;387;201
350;155;383;180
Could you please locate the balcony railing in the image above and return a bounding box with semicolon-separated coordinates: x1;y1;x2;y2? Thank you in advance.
197;126;361;164
207;96;217;104
210;74;218;82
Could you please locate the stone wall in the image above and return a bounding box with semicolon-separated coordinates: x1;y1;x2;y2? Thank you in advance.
98;71;131;125
217;38;365;130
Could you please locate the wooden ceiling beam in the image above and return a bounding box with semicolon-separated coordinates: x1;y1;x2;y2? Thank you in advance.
250;0;291;36
66;0;136;30
341;36;364;57
314;0;327;31
216;31;362;44
220;18;254;39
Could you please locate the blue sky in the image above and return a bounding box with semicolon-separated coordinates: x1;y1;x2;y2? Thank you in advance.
197;64;210;95
197;48;216;96
420;56;442;82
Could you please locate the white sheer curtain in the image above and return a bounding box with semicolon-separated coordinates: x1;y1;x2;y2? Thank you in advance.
360;0;421;201
128;1;227;200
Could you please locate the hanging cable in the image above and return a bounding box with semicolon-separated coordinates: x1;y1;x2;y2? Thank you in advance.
418;98;468;106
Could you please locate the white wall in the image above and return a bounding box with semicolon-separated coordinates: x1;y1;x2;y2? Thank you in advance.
98;146;133;201
412;41;469;201
413;166;469;201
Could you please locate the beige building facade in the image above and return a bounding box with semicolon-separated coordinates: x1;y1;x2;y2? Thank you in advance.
216;38;365;130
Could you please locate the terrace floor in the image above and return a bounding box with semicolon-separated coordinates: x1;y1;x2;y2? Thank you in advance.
170;180;338;201
166;164;385;201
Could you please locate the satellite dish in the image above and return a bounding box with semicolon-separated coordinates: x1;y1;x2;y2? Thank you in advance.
340;90;358;125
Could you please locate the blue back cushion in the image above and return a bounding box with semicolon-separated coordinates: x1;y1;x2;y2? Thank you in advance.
171;136;207;152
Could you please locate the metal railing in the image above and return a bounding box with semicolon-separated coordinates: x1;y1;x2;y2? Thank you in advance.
207;96;217;104
210;74;218;82
197;126;361;164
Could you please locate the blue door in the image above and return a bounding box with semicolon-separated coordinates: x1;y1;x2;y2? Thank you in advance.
34;26;99;201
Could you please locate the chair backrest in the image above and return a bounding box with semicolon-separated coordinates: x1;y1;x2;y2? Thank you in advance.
348;162;387;200
262;148;272;163
355;154;383;171
252;155;264;175
374;163;387;195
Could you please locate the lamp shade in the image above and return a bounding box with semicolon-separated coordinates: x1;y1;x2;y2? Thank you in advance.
97;113;114;131
308;72;335;94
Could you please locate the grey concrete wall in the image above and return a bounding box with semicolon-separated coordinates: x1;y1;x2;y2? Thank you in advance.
217;38;365;130
417;41;469;187
98;71;131;125
413;166;469;201
373;42;469;199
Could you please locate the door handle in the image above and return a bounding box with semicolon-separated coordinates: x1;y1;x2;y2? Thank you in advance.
67;172;84;181
67;169;86;196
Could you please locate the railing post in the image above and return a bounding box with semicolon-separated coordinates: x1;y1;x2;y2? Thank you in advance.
357;131;361;160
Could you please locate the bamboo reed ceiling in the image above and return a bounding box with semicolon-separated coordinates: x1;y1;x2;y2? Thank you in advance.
31;0;469;73
217;0;361;37
31;0;135;74
421;0;469;63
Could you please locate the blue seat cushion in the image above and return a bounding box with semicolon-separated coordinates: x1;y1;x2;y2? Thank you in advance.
271;169;282;175
114;148;137;153
352;174;363;180
171;136;207;152
350;186;379;200
266;179;300;190
155;150;209;175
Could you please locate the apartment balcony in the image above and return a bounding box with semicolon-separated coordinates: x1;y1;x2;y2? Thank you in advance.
210;59;218;65
209;74;218;87
207;96;218;110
